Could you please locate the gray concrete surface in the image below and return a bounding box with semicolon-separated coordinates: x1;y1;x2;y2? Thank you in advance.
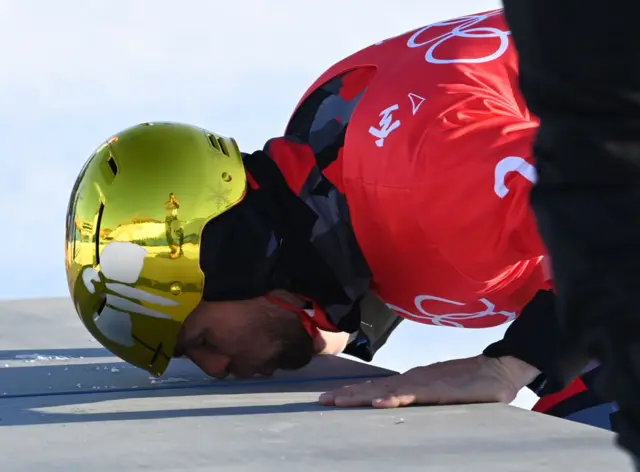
0;297;634;471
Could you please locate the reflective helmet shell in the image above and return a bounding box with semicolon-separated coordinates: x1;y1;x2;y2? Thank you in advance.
65;122;247;376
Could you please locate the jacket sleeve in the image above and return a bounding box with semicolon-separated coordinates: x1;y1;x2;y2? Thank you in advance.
482;289;590;396
342;291;404;362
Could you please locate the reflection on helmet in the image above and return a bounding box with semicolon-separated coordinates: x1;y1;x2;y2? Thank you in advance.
64;122;247;376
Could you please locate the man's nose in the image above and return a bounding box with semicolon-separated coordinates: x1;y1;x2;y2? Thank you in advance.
187;349;231;380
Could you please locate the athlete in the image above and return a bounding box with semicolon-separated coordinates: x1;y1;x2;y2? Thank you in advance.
64;8;614;432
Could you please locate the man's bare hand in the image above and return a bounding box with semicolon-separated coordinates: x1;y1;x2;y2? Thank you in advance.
318;354;539;408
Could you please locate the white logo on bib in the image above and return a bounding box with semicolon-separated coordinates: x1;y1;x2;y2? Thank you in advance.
407;10;511;65
388;294;516;328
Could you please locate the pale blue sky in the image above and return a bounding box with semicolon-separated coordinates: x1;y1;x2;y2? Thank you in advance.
0;0;538;407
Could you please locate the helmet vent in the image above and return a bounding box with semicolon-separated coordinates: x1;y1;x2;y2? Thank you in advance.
107;156;118;176
94;203;105;266
208;134;230;157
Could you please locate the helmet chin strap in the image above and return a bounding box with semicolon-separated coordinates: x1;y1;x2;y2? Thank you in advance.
263;294;341;339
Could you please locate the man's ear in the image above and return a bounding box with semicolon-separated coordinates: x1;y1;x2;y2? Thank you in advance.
314;330;351;355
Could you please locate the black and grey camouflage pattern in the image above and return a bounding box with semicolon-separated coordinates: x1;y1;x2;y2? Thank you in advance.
266;69;376;332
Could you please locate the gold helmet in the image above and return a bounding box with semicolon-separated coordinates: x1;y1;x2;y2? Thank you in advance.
65;122;247;376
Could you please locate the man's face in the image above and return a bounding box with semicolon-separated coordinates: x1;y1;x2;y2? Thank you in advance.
175;296;316;379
